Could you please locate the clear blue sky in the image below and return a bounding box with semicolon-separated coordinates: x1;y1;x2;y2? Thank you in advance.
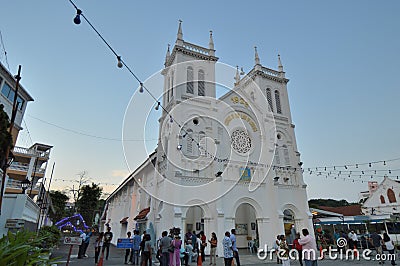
1;1;399;202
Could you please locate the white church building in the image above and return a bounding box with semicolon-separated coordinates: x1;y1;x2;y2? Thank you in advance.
103;22;313;253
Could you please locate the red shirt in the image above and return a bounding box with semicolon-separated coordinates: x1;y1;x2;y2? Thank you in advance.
293;238;302;251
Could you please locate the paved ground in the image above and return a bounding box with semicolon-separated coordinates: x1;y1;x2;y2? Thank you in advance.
51;244;399;266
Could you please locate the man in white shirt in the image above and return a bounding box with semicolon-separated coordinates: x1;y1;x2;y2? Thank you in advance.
348;231;358;249
77;230;86;259
298;228;318;266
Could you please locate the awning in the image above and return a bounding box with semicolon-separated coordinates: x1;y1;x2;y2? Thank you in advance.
134;207;150;221
120;217;129;224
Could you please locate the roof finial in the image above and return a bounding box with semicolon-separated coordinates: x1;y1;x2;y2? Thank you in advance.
234;65;240;86
164;44;171;66
209;30;214;50
278;54;283;72
254;46;260;65
177;19;183;40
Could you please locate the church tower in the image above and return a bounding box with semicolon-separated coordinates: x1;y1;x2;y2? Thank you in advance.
161;21;218;110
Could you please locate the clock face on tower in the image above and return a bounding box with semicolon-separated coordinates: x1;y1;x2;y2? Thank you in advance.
231;128;252;154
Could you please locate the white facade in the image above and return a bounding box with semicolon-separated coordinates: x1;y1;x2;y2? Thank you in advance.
361;177;400;216
104;23;313;254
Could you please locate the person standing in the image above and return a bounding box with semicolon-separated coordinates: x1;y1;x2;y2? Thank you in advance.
142;234;153;266
83;228;92;257
230;229;240;266
279;235;290;266
131;230;142;265
77;230;87;259
371;231;384;265
348;230;358;249
170;235;182;266
125;231;132;264
222;231;233;266
199;231;207;263
383;233;396;266
191;232;198;253
274;235;282;264
293;233;303;266
94;232;104;264
103;226;113;260
298;229;318;266
208;232;217;266
160;231;172;266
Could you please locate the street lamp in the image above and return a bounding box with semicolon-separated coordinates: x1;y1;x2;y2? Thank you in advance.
21;178;30;194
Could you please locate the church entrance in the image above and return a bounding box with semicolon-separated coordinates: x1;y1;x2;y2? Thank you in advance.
234;203;258;250
283;209;296;245
185;206;204;236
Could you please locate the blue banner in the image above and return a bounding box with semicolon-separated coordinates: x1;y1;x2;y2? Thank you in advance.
117;238;134;249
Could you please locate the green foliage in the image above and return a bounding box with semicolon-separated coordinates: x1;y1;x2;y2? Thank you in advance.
38;226;61;248
76;182;103;227
0;104;13;169
49;190;69;223
0;230;53;266
308;198;358;208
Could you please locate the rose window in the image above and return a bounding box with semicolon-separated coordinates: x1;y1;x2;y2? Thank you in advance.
231;129;251;154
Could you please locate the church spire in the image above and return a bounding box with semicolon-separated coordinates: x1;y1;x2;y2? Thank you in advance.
254;46;260;65
209;30;215;56
176;19;183;41
234;65;240;86
209;30;214;50
278;54;283;72
164;44;171;67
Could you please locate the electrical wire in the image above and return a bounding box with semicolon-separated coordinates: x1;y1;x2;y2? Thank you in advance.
27;114;156;142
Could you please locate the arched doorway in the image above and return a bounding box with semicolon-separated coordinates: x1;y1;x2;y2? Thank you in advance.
185;206;204;236
283;209;296;244
234;203;258;249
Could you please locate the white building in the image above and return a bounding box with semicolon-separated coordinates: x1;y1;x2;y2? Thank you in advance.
361;177;400;216
103;23;313;253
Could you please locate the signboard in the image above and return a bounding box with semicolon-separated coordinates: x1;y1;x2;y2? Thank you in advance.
117;238;134;249
64;236;82;245
5;219;25;229
239;167;251;182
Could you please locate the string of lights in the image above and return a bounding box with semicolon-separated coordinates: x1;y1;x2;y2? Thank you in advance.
66;1;400;185
304;157;400;171
53;178;118;186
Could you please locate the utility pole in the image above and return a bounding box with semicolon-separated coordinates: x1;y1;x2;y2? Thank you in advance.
0;65;21;215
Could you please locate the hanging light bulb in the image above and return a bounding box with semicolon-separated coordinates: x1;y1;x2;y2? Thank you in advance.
369;163;372;167
344;165;348;169
356;164;359;168
334;166;336;170
362;171;364;174
324;167;327;171
384;161;386;166
389;170;392;174
139;82;144;93
155;102;160;110
117;56;123;68
73;9;82;24
170;116;173;123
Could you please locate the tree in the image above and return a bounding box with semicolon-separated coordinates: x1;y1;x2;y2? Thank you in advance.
308;198;358;208
0;104;13;169
49;190;69;223
76;182;103;227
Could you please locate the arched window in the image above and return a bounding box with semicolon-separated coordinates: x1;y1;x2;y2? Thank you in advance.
186;129;193;154
198;70;205;96
283;145;290;165
186;67;194;94
380;195;386;204
274;148;281;165
166;77;170;102
199;131;206;156
266;88;273;111
275;90;282;114
170;71;174;98
388;189;397;203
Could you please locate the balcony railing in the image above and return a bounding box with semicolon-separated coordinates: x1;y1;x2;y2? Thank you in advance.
6;178;40;191
13;146;50;159
8;162;46;174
